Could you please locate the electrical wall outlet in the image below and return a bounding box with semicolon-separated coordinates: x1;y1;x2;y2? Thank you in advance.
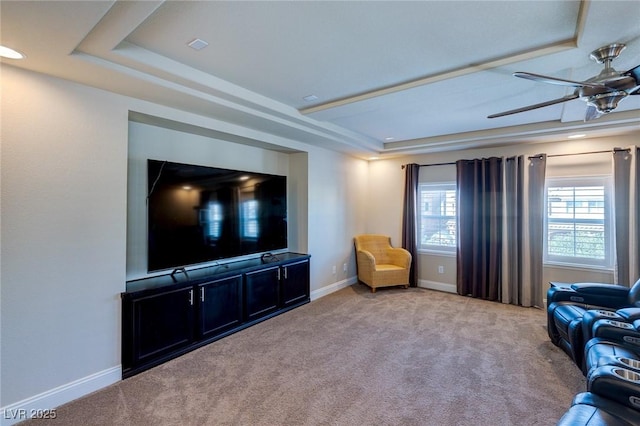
332;265;337;274
438;265;444;274
343;263;347;272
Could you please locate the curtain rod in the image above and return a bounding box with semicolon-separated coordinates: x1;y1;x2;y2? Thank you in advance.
401;148;631;168
401;161;455;169
528;147;630;160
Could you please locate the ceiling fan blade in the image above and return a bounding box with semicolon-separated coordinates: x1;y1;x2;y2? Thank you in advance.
514;72;604;89
487;94;579;119
584;105;602;122
624;64;640;83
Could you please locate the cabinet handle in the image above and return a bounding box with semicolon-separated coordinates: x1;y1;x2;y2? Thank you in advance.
277;268;281;280
189;289;194;306
200;287;205;302
283;267;288;280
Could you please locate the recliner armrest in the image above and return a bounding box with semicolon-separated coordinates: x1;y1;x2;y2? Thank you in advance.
547;285;628;309
570;283;630;297
558;283;631;309
618;308;640;322
592;319;640;349
565;392;640;426
588;366;640;412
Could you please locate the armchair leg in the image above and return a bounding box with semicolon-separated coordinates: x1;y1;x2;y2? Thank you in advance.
403;285;409;289
371;287;376;293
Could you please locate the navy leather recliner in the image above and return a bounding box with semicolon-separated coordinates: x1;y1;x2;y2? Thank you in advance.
557;392;640;426
550;279;640;425
547;279;640;370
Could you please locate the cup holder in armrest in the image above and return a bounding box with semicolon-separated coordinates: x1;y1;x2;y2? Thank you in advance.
613;368;640;382
620;357;640;371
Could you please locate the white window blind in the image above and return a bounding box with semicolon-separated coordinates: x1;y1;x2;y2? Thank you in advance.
418;183;457;252
544;177;612;267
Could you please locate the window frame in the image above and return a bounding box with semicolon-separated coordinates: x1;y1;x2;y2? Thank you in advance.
543;176;613;269
417;182;457;255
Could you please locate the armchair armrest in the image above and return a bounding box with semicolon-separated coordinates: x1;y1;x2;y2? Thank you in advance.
356;249;376;266
387;247;411;268
356;249;376;280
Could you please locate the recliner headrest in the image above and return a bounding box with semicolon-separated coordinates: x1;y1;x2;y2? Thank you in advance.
629;278;640;306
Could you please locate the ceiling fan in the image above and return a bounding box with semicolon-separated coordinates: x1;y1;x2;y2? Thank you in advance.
488;43;640;121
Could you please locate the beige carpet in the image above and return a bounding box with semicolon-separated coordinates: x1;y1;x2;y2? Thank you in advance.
24;285;586;425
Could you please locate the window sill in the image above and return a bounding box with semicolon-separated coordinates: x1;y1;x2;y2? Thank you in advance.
418;249;456;257
543;261;614;273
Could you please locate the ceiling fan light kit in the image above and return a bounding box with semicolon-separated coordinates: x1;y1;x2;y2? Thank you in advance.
488;43;640;121
587;91;628;114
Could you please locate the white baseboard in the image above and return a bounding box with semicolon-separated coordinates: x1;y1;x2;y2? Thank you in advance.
0;366;121;426
310;276;357;301
418;279;457;294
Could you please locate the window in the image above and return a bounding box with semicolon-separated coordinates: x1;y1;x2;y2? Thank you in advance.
418;183;457;252
544;177;612;268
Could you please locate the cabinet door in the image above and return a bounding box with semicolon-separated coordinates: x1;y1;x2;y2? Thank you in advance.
198;274;243;339
281;259;310;308
131;287;195;365
244;266;280;321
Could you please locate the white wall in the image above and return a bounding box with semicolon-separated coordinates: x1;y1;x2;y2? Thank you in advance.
1;65;128;409
307;148;368;293
0;64;368;418
366;160;405;244
367;135;639;298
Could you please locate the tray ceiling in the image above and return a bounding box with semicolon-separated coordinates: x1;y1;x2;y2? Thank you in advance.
2;1;639;157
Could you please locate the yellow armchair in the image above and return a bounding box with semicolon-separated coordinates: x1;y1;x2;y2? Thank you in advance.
354;234;412;293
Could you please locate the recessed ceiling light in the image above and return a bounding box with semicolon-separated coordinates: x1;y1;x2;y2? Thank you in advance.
303;94;319;102
239;176;249;181
568;134;586;139
369;157;380;161
384;137;395;141
0;45;25;59
187;38;209;51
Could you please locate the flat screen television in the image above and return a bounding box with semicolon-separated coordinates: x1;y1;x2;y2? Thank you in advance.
147;159;287;272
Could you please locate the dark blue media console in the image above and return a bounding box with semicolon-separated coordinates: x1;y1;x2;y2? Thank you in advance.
122;252;310;378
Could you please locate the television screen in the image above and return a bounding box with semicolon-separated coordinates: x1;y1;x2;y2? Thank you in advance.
147;159;287;272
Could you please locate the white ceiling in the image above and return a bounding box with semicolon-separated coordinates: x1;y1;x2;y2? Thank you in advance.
2;1;639;158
